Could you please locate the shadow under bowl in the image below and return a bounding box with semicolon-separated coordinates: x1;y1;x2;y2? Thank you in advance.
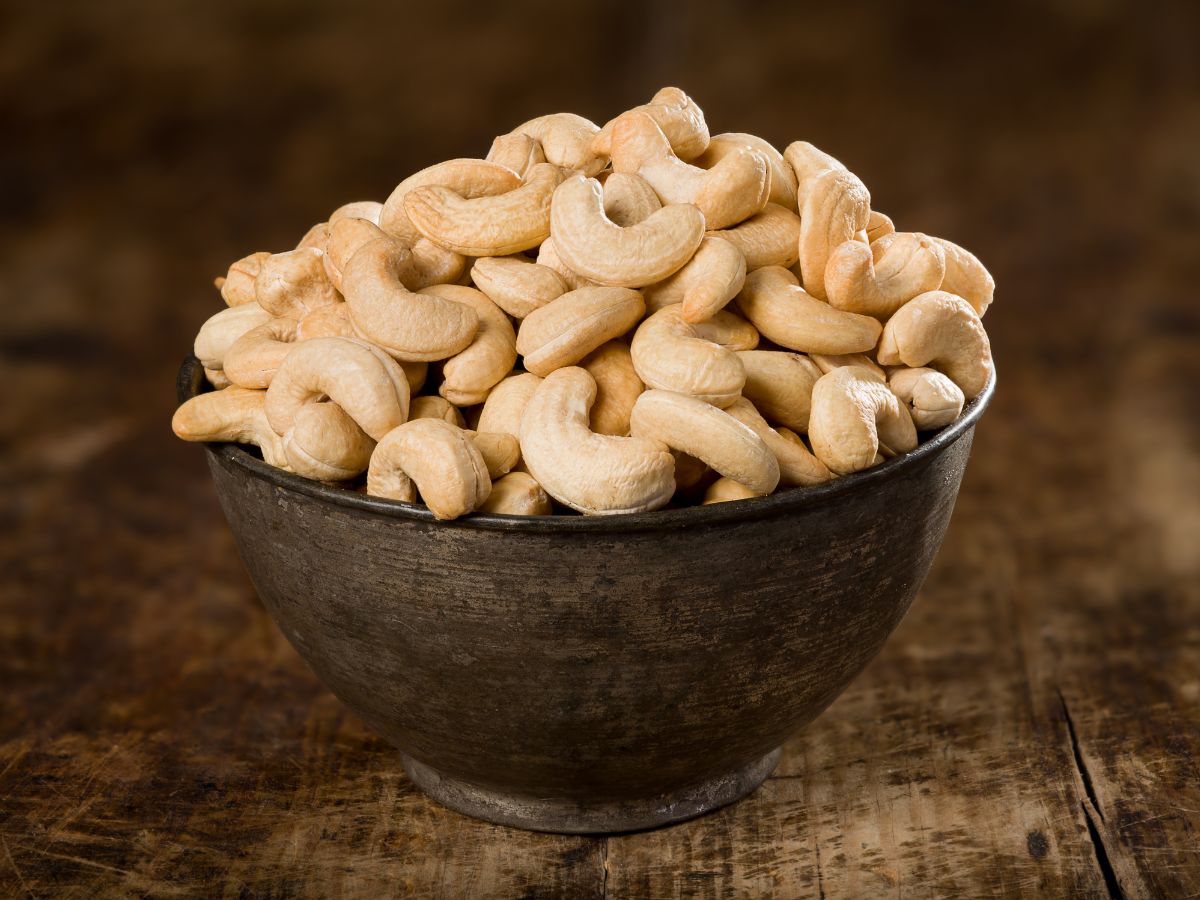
178;356;993;834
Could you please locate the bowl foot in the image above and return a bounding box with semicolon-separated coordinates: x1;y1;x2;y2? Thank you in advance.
400;747;782;834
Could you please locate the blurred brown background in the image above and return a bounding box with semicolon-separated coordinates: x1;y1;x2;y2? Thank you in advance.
2;1;1198;896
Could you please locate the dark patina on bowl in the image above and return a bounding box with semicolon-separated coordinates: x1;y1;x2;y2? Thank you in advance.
178;355;993;833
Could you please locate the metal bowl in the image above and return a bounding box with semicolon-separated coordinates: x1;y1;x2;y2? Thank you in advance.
178;355;993;833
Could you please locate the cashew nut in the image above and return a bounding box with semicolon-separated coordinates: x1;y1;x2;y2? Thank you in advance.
931;237;995;316
486;132;545;178
866;210;894;244
641;236;746;322
470;255;566;319
549;175;705;287
205;368;232;390
476;371;542;441
283;401;375;481
783;140;847;209
702;477;763;505
218;251;271;307
888;366;966;430
465;430;520;479
630;390;779;494
707;203;800;270
409;395;466;427
329;200;383;225
194;302;272;371
478;471;553;516
295;302;356;341
367;419;491;520
295;222;329;253
516;286;645;377
825;232;946;319
808;366;918;475
378;158;523;246
580;341;644;436
323;217;408;292
535;236;596;291
601;172;663;226
223;317;299;389
172;386;288;468
810;351;886;381
724;397;832;487
695;132;797;210
631;305;758;407
736;349;822;433
509;113;605;176
519;367;676;515
736;266;881;355
255;247;341;320
876;291;993;399
594;87;710;162
419;284;516;405
265;336;410;441
797;168;871;301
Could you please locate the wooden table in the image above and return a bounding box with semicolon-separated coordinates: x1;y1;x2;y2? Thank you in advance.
3;2;1198;896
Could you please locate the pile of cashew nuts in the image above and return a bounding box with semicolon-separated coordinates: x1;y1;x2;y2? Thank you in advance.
173;87;995;519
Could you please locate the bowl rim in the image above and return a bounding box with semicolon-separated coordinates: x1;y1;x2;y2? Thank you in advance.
179;354;994;533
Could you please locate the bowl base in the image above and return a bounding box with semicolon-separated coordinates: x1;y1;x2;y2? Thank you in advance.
400;748;782;834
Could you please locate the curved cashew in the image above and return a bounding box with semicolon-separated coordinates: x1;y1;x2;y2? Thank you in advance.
631;305;757;407
510;113;605;176
695;132;797;210
486;132;545;178
703;477;763;505
478;471;552;516
535;236;595;291
194;302;272;371
476;371;542;440
736;266;881;354
783;140;847;209
550;175;705;287
876;291;993;399
255;247;341;320
283;401;375;481
172;386;287;468
342;237;479;362
580;341;644;436
810;351;886;381
797;168;871;301
296;302;356;341
641;236;746;322
223;317;299;389
324;217;411;292
519;367;676;515
594;87;710;162
379;158;523;246
218;251;271;307
264;336;410;441
516;286;645;377
825;232;946;319
205;367;232;390
367;419;491;520
808;366;918;474
465;430;520;479
404;162;566;256
601;172;662;226
932;237;995;316
470;255;567;319
295;222;329;252
630;390;779;494
707;203;800;271
329;200;383;225
866;210;894;244
724;398;832;487
422;284;516;406
888;366;966;430
609;111;769;230
410;395;466;426
736;349;822;433
408;238;468;290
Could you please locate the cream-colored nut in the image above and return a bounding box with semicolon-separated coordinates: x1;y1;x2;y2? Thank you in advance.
342;237;479;362
486;132;545;178
708;203;800;270
516;286;645;377
295;302;356;341
641;236;746;322
866;210;894;244
400;360;428;395
410;395;466;426
609;111;769;230
888;366;965;430
825;232;946;319
283;402;375;481
736;349;822;433
631;305;757;408
510;113;605;176
702;476;764;505
736;266;881;354
797;168;871;301
324;218;412;292
601;172;663;226
808;366;918;474
549;175;705;287
296;222;330;252
877;291;993;399
470;255;567;319
405;162;566;256
223;317;299;389
465;430;520;479
672;450;708;490
172;386;288;469
476;371;542;440
536;236;596;291
580;341;643;436
477;471;553;516
205;367;232;390
810;351;886;381
519;367;675;515
724;397;832;487
694;132;797;210
422;284;517;406
367;419;491;520
379;158;523;247
194;302;273;370
329;200;383;225
265;336;409;441
218;251;271;307
408;238;468;290
931;237;995;316
630;390;779;494
255;247;341;320
783;140;847;209
594;86;710;162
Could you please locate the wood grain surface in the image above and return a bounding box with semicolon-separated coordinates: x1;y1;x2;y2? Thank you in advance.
2;1;1198;896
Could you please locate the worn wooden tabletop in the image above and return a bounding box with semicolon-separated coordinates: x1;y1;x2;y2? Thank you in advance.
2;2;1198;897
